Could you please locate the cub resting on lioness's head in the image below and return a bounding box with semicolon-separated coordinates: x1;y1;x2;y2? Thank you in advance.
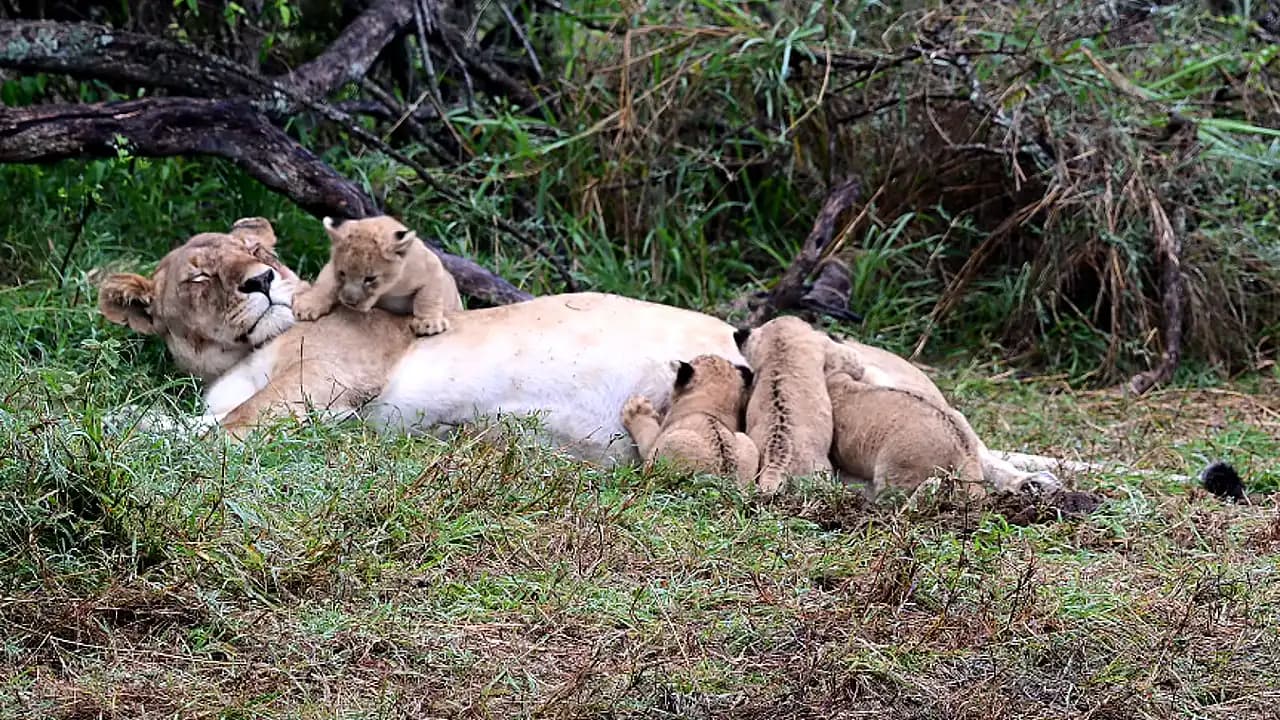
292;215;462;336
825;351;985;499
733;316;864;495
621;354;759;487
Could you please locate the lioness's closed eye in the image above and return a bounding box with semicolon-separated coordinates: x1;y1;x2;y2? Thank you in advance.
621;354;759;487
292;215;463;336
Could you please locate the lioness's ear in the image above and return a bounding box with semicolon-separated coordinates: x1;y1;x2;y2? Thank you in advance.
230;216;277;250
391;229;417;257
674;361;695;388
733;327;751;348
737;365;754;387
98;273;160;334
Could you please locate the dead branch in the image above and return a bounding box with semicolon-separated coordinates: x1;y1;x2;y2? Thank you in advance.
0;1;415;114
0;97;530;306
284;0;415;100
800;257;861;323
0;98;376;218
1127;196;1184;395
749;177;862;325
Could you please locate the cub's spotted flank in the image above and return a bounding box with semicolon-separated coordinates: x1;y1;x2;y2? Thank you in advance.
826;356;985;499
734;316;847;495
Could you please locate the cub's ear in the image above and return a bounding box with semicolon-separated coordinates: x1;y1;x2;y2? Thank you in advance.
733;327;752;348
674;361;695;388
736;365;754;387
98;273;160;334
230;216;277;250
391;229;417;257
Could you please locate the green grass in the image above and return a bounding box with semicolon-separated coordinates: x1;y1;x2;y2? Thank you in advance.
2;229;1278;715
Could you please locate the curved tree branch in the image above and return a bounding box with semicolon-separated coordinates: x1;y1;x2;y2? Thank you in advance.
749;177;862;325
0;97;531;306
284;0;415;99
0;0;416;113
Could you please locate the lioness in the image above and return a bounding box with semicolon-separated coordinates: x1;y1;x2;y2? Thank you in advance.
621;354;759;486
96;218;1068;489
293;216;462;336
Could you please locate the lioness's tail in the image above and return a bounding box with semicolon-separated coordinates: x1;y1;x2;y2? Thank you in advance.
1201;461;1245;501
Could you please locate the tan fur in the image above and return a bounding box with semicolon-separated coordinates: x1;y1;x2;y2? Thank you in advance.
96;220;1066;492
219;306;416;438
826;355;985;499
735;316;853;496
293;215;462;336
621;355;759;486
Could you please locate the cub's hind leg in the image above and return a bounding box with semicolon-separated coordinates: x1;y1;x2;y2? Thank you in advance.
733;432;760;490
621;395;663;460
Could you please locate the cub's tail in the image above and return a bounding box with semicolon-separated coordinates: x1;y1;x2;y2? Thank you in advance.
1201;461;1246;502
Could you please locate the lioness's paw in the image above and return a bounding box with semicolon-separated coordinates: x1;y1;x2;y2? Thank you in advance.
412;315;450;336
1020;471;1062;495
621;395;657;424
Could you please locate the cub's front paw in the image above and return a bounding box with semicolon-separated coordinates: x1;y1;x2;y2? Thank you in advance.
411;315;451;336
292;293;330;321
621;395;657;425
824;345;866;381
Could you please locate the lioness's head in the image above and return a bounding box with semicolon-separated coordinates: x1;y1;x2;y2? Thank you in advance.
670;354;754;425
322;215;417;310
97;217;301;380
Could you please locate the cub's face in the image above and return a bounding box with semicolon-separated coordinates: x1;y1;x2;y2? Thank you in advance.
672;354;755;412
97;219;301;380
323;216;417;310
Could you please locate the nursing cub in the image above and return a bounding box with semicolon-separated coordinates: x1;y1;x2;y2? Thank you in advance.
733;316;855;495
825;351;985;499
293;215;462;336
737;315;984;499
621;355;759;486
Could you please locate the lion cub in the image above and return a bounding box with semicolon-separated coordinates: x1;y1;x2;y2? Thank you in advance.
293;215;462;336
621;355;759;487
734;316;863;496
825;352;985;499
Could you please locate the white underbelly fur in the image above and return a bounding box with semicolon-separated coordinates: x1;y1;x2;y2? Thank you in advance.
362;293;745;464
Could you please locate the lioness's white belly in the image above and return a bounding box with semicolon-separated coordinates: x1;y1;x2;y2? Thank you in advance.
363;292;744;463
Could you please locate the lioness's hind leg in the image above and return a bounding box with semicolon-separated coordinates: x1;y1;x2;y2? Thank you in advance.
621;395;662;459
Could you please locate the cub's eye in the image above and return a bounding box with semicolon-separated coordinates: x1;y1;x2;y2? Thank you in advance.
363;276;377;285
186;273;210;284
336;270;346;280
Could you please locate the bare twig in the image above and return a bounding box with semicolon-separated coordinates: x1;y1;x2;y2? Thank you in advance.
749;177;862;325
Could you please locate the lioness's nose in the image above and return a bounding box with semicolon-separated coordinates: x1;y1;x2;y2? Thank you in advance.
238;268;274;295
